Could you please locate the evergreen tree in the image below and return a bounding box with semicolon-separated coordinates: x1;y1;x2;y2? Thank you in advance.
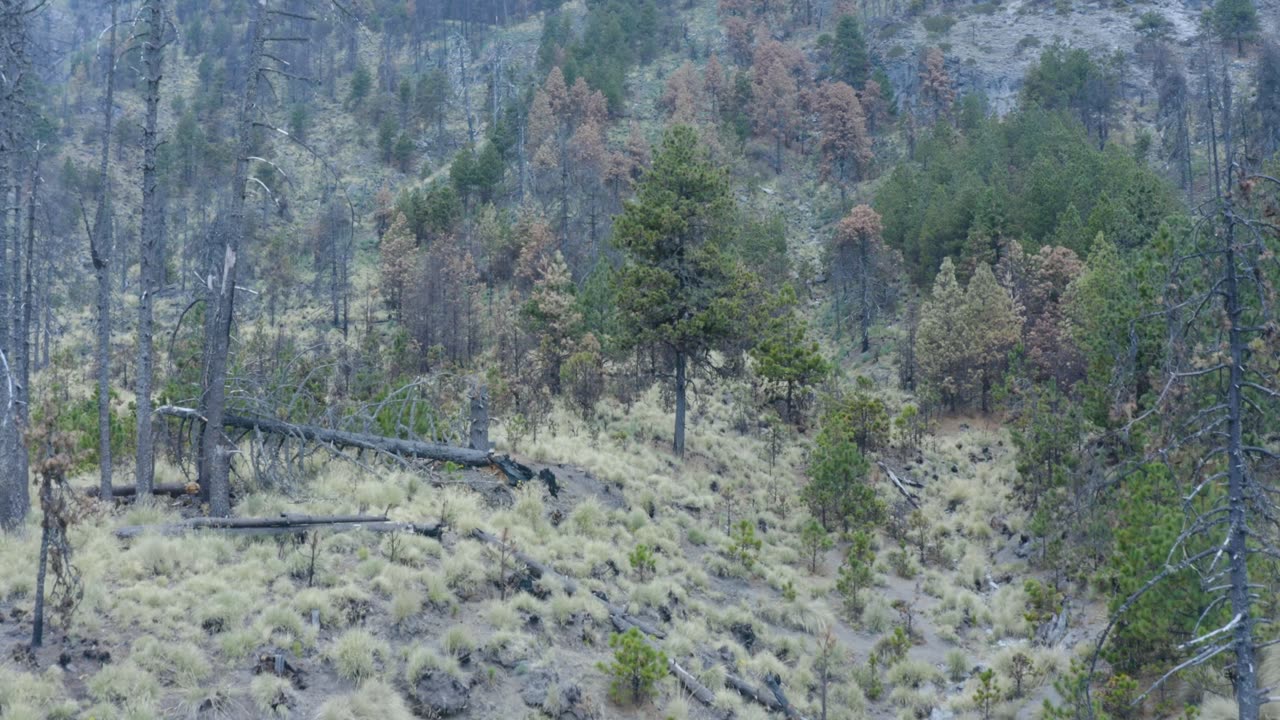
612;125;761;456
915;258;969;409
963;263;1020;413
804;405;883;531
379;213;417;316
750;285;830;424
829;15;869;88
1211;0;1259;55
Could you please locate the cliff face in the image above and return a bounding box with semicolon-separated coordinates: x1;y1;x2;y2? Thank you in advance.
874;0;1278;116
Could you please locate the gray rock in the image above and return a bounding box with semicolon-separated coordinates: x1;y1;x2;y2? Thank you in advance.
930;707;956;720
520;669;557;707
407;671;470;717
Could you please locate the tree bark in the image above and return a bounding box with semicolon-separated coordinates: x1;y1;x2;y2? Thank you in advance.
673;350;687;457
91;0;118;501
135;0;166;498
0;0;28;530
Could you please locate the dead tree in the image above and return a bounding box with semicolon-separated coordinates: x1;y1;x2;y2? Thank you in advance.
196;2;361;516
87;0;118;500
159;405;494;467
0;0;33;530
134;0;168;498
29;415;83;648
1088;49;1280;720
198;0;270;517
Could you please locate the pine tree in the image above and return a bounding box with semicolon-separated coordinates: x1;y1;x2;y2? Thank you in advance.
750;285;830;423
612;125;761;456
523;251;582;395
1211;0;1259;55
915;258;968;409
829;15;869;88
830;205;892;351
817;82;872;200
379;213;417;317
963;263;1020;413
804;406;882;531
600;628;667;705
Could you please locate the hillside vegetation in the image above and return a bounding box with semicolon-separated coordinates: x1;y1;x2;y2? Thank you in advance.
0;0;1278;719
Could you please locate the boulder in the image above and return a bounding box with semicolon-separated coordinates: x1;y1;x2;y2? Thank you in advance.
407;671;470;717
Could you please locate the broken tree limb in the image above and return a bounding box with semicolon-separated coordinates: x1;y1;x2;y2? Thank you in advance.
156;405;493;467
88;483;194;498
878;461;921;507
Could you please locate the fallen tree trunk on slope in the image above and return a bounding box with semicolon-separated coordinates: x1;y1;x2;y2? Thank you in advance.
115;513;444;539
609;613;726;718
88;483;194;498
878;461;921;508
157;405;493;467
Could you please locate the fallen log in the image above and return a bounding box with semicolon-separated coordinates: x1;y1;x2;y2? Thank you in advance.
157;405;493;467
88;483;195;498
116;521;442;539
878;461;921;508
471;528;578;594
609;613;726;719
115;513;444;539
725;671;784;711
764;673;808;720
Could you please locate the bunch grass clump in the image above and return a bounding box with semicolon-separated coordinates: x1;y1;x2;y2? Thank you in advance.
328;629;391;683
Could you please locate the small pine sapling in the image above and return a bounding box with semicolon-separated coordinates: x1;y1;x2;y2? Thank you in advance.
973;668;1000;720
495;527;515;600
729;520;763;570
835;530;875;620
801;518;833;574
1009;651;1032;698
629;543;656;581
599;627;667;705
813;629;844;720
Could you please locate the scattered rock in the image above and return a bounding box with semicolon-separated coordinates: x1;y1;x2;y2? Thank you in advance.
407;671;470;717
520;669;558;708
930;707;956;720
730;622;756;653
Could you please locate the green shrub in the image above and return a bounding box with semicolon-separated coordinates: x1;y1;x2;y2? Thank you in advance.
629;543;656;581
728;520;762;570
599;627;666;705
921;14;957;34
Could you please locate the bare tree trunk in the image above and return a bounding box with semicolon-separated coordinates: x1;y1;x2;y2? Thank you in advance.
673;350;687;457
1211;64;1260;720
135;0;166;497
0;0;24;530
20;146;38;479
199;0;267;517
858;234;871;353
90;0;118;500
